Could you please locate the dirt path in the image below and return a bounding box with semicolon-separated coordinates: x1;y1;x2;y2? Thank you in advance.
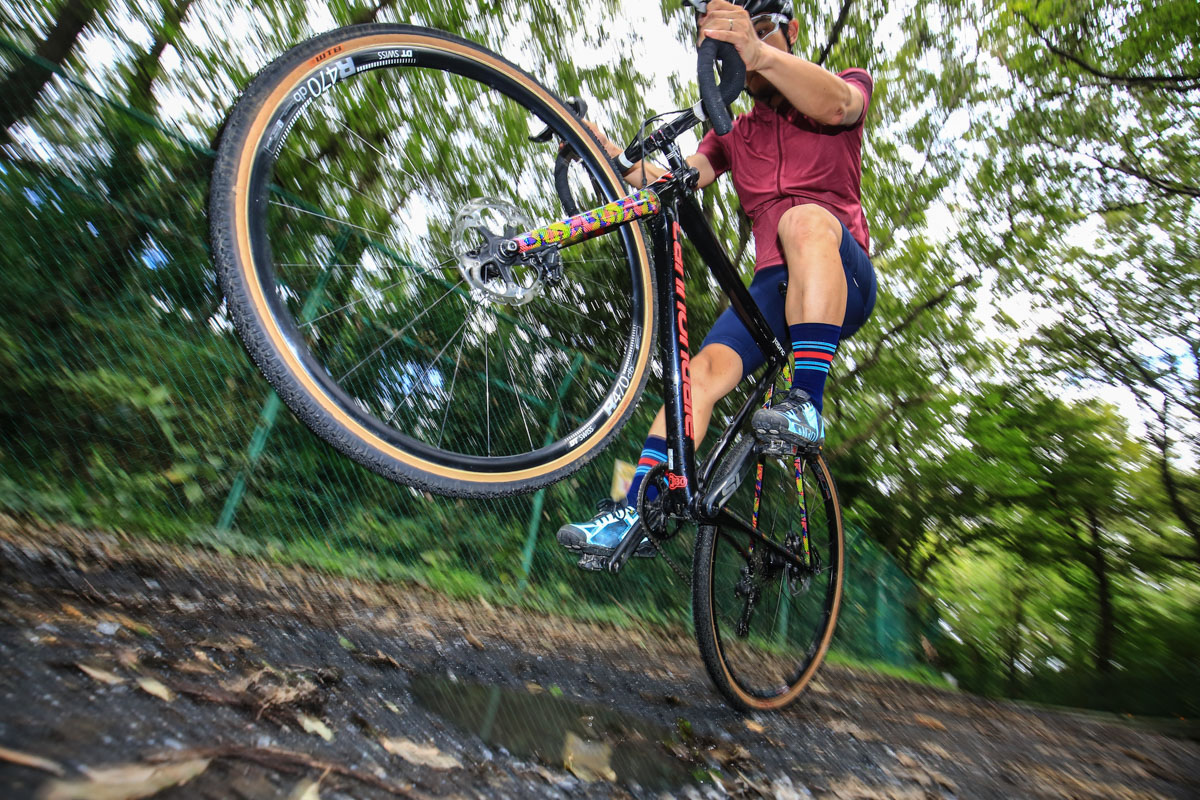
0;515;1196;799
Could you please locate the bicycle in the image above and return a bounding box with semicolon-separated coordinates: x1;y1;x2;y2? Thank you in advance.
209;18;843;712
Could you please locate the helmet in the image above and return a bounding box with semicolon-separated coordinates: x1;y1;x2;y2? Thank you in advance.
737;0;794;18
683;0;794;19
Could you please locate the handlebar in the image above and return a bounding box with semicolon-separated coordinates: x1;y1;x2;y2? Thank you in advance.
553;22;746;213
696;38;745;136
612;37;745;172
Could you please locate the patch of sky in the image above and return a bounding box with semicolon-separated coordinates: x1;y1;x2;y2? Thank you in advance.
141;237;168;270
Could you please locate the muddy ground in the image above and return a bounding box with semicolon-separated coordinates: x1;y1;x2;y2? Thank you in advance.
0;515;1196;800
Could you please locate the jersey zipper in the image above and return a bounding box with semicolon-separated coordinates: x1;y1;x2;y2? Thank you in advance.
775;109;784;198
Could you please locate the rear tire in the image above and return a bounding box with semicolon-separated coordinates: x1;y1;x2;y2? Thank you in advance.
693;435;844;712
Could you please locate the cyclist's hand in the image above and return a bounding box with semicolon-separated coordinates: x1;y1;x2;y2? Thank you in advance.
698;0;768;72
582;119;623;160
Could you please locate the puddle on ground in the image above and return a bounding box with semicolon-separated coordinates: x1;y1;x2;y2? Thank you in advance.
410;673;701;791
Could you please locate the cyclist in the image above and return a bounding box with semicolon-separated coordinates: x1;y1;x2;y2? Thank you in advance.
557;0;876;566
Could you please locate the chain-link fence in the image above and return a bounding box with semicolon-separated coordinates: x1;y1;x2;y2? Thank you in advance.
0;39;939;674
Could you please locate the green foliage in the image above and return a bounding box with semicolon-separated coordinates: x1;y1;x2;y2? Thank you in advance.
0;0;1197;721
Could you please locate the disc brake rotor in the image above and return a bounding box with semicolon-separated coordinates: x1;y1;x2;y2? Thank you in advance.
452;198;543;306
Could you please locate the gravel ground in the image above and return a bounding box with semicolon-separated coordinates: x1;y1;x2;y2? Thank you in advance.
0;515;1196;800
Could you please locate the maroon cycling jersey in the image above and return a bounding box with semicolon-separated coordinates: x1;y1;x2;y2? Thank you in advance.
696;68;873;269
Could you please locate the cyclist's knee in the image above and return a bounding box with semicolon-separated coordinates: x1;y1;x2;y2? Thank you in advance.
777;204;841;251
691;344;743;394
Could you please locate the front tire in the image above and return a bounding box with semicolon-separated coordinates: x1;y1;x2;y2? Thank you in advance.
209;24;656;497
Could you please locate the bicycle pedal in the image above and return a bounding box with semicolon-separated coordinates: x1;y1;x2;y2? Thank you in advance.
576;553;610;572
754;439;798;457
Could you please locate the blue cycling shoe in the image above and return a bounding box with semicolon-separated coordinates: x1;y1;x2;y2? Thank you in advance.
750;387;825;451
556;499;656;560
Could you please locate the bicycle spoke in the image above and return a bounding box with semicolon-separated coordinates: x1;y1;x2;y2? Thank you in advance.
336;278;463;382
484;327;491;456
436;319;470;448
385;315;471;425
270;199;394;239
540;292;603;326
296;152;405;222
334;118;424;188
299;257;457;328
500;326;535;450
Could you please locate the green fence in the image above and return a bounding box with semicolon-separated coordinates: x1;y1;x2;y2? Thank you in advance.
0;40;937;673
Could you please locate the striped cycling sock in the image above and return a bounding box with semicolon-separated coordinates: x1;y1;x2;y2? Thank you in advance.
789;323;841;414
625;435;667;508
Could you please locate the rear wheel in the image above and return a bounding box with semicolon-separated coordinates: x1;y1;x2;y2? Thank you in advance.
209;24;655;497
693;434;844;712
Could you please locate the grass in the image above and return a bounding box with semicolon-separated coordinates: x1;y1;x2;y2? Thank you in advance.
825;649;955;690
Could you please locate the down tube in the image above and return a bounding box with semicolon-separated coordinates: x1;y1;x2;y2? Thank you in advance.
652;207;697;506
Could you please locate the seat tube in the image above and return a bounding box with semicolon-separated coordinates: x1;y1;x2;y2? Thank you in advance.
652;205;696;507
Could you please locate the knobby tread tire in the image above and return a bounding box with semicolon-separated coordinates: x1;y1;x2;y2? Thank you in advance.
208;24;655;498
692;436;844;712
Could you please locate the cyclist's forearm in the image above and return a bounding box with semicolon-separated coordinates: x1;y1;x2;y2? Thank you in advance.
620;161;668;187
755;48;862;127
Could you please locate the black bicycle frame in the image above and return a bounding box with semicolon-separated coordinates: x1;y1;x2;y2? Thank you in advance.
508;139;808;574
650;192;789;512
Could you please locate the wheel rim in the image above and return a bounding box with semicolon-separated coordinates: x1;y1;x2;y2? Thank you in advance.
229;32;653;477
707;450;842;704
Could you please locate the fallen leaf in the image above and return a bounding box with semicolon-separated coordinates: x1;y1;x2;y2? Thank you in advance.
744;719;765;734
524;681;545;695
77;663;125;686
919;743;954;761
548;685;564;698
827;775;924;800
912;714;947;731
527;763;565;785
287;778;321;800
38;758;210;800
383;701;401;714
175;659;217;676
562;731;615;782
60;604;86;620
380;737;461;770
0;745;65;776
337;636;357;652
464;633;484;650
298;714;334;742
826;719;882;742
352;649;402;670
196;635;255;652
192;649;221;668
136;677;175;702
110;614;154;638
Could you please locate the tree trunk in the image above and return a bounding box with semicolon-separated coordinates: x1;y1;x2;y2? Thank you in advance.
1154;425;1200;561
1003;583;1028;696
1084;507;1116;675
0;0;107;143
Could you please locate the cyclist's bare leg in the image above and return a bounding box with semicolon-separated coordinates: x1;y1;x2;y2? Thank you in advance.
644;342;743;445
749;202;846;446
777;204;846;325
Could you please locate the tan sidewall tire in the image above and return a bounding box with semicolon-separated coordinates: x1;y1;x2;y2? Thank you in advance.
692;447;844;712
210;24;655;498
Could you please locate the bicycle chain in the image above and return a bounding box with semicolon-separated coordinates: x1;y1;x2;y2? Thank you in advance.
647;529;690;585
